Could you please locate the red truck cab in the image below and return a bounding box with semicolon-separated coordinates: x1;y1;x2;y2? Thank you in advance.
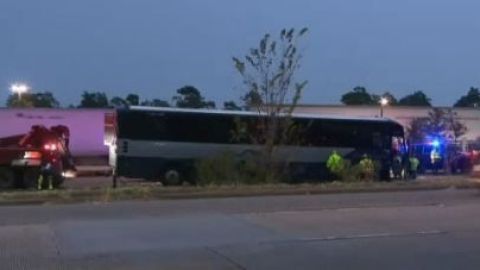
0;125;74;189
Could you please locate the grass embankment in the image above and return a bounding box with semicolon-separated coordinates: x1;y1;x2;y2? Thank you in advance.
0;178;478;206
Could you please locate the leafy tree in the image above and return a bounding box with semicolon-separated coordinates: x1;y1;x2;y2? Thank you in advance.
110;93;143;108
6;93;34;108
407;108;467;144
78;91;109;108
173;86;215;109
33;92;60;108
141;99;170;107
377;92;398;105
398;91;431;106
110;93;150;108
6;91;59;108
241;90;263;109
110;96;128;108
341;86;375;105
454;87;480;108
126;94;140;106
233;27;308;181
223;101;242;111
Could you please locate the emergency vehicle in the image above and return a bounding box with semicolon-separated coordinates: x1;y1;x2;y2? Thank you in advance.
0;125;75;189
411;137;474;174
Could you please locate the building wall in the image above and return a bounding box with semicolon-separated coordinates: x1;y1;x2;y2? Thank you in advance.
0;108;112;156
294;105;480;141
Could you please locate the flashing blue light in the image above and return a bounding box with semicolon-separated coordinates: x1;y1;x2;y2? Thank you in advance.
431;140;440;147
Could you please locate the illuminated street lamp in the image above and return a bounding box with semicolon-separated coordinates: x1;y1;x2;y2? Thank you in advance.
10;83;29;100
379;97;389;117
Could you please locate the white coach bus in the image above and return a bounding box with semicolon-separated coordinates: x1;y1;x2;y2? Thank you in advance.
105;106;406;185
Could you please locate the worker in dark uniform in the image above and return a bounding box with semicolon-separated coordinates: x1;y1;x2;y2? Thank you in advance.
51;125;76;173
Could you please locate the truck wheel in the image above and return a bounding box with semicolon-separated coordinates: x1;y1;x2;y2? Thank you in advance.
52;173;64;189
22;168;40;189
162;169;182;186
0;168;15;189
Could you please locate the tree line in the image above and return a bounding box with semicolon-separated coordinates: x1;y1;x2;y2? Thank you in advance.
6;85;480;109
341;86;480;107
5;85;241;110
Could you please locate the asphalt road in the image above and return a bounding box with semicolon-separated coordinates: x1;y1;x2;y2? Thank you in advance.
0;188;479;269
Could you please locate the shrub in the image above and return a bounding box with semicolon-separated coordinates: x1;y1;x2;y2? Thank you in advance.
195;151;272;186
195;152;241;186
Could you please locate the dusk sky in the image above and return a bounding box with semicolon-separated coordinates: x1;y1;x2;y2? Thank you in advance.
1;0;480;107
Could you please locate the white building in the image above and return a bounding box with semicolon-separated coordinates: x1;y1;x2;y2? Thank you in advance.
294;105;480;141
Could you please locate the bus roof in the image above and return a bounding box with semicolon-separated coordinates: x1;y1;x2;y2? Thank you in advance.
127;106;401;125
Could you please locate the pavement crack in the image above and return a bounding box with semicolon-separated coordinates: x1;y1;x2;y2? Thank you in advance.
260;230;449;245
49;223;67;269
204;246;247;270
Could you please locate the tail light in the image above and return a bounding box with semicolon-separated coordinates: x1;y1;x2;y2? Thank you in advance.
24;151;42;159
44;143;58;151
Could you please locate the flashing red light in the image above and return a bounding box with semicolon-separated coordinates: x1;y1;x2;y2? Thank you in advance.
43;143;57;151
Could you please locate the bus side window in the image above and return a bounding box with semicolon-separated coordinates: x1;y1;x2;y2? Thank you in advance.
372;132;383;148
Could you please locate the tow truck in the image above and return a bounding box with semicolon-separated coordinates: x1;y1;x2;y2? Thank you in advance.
0;125;75;189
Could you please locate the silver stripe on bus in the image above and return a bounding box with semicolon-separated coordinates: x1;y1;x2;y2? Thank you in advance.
115;139;355;163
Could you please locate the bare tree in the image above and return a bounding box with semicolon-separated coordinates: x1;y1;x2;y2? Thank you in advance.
407;108;467;144
232;27;308;180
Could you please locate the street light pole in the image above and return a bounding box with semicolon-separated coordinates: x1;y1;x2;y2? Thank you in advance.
379;97;389;118
10;83;29;100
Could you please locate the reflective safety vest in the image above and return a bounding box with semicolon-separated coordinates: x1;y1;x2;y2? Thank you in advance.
409;157;419;171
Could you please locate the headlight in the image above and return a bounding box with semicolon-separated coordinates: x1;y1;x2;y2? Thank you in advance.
62;170;76;178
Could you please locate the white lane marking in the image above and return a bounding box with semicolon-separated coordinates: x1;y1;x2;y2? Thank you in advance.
262;230;447;245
